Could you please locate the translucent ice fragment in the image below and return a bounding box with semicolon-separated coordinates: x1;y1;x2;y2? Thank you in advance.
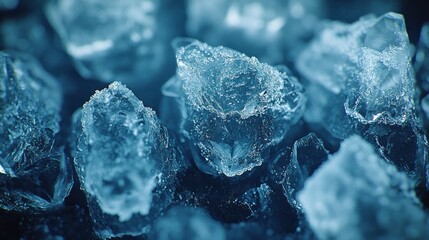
298;12;415;126
46;0;181;86
283;133;328;210
72;82;179;238
163;39;305;177
298;136;429;240
149;206;226;240
415;23;429;92
296;13;428;181
0;52;73;211
186;0;323;63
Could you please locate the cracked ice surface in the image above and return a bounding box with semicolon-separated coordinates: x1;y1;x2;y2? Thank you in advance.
162;39;306;177
0;52;73;211
298;136;429;240
72;82;179;238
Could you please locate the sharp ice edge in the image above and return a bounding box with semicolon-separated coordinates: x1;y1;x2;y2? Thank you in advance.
162;39;305;177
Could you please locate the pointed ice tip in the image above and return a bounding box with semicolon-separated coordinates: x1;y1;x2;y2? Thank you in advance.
108;81;127;90
171;38;198;52
384;12;404;20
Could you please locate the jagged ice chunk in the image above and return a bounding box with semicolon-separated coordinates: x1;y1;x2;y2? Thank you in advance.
298;136;429;240
163;39;305;177
298;12;415;127
0;52;73;211
296;12;428;182
72;82;179;238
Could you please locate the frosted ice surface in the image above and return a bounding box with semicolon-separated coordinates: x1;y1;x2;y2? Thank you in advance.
298;136;429;240
150;206;226;240
186;0;322;63
46;0;179;85
72;82;179;238
296;13;428;182
298;12;415;126
0;52;73;211
415;23;429;92
164;39;305;177
283;133;328;210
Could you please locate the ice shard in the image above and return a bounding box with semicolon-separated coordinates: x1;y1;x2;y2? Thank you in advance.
296;12;428;182
0;52;73;211
71;82;180;238
283;133;328;210
161;39;305;177
46;0;183;86
298;136;429;240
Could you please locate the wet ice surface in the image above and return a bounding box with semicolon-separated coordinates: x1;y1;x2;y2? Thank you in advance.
72;82;180;238
0;52;73;211
298;136;429;240
1;1;429;240
161;39;305;177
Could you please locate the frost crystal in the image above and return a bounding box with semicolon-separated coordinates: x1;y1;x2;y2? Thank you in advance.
72;82;179;238
162;39;305;177
298;136;429;240
0;52;73;211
